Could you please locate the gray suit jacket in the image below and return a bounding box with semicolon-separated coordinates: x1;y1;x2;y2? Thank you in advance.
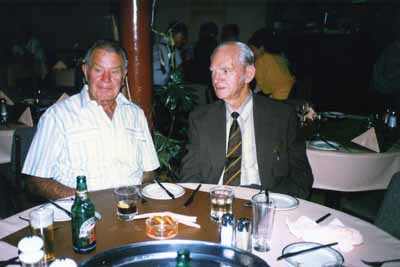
180;94;313;199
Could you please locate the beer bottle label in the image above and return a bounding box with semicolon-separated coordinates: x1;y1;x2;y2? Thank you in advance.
79;217;96;244
76;190;88;199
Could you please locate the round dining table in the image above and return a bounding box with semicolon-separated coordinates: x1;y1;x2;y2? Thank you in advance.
1;183;399;267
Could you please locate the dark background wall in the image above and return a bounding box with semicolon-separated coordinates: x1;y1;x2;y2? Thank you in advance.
0;0;399;112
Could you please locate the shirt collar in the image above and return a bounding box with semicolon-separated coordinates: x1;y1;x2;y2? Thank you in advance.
225;91;253;121
79;85;131;108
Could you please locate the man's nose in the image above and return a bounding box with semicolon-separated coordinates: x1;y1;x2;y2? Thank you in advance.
101;71;111;82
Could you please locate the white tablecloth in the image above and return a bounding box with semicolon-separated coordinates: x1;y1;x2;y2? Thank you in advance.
0;129;14;164
307;145;400;191
2;184;398;267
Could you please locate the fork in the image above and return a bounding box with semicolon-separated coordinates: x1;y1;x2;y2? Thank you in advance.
361;258;400;267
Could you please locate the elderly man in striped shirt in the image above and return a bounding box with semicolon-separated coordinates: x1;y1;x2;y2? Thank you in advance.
22;40;160;200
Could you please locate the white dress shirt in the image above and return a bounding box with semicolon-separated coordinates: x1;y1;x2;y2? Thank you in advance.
22;85;160;191
218;93;261;186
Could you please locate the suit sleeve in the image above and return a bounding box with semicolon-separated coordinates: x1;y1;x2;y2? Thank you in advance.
269;107;314;199
179;111;203;182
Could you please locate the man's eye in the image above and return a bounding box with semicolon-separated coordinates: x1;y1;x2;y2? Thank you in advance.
112;70;121;75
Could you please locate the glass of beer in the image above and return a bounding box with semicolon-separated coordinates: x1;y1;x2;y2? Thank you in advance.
209;186;234;222
29;207;55;262
114;185;139;221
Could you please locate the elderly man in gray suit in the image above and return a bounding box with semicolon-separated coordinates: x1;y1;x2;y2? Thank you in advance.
180;41;313;199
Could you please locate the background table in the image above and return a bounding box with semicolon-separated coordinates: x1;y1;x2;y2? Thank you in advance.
1;183;399;266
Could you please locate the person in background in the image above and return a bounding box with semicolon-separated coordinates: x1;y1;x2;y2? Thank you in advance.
152;21;188;86
371;20;400;111
180;41;313;199
189;21;219;84
220;24;240;42
248;28;295;100
23;40;160;199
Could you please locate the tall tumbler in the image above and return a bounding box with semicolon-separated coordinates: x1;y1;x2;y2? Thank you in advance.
251;193;275;252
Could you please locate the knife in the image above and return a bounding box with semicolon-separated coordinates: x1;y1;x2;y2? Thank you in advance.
315;212;331;224
154;177;175;199
277;242;338;261
183;184;202;207
0;256;19;267
47;199;72;217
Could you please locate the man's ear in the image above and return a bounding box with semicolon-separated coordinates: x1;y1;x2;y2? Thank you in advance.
244;65;256;84
82;64;88;83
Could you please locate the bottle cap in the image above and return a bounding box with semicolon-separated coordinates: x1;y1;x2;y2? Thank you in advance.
49;258;78;267
18;236;44;253
19;250;44;264
236;217;250;232
221;213;234;226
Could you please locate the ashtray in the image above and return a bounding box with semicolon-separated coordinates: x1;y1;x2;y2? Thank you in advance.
145;215;178;239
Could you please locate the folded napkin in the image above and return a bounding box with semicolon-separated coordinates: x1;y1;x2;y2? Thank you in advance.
18;107;34;127
52;60;68;71
133;212;200;228
0;241;18;266
0;90;15;106
286;216;363;253
56;93;69;103
351;127;380;152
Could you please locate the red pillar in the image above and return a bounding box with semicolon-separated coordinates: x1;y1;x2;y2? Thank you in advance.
119;0;153;127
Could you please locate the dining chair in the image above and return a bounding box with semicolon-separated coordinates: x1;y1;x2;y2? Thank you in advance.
374;171;400;239
9;126;45;211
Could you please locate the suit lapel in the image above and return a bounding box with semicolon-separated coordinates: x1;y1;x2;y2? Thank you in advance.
253;95;273;186
207;101;226;179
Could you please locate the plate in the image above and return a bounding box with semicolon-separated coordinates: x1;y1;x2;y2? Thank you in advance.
282;242;344;267
309;140;339;151
322;111;346;119
80;240;270;267
142;183;185;200
269;192;299;211
43;199;73;222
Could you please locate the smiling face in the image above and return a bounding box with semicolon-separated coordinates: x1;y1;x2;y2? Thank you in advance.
210;44;255;109
82;48;126;106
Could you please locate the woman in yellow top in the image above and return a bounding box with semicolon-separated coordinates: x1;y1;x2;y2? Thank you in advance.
248;28;295;100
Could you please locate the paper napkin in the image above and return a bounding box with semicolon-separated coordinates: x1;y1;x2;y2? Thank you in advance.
52;60;68;71
133;211;200;228
0;241;18;266
351;127;380;152
18;107;34;127
0;90;15;105
287;216;363;253
56;93;69;103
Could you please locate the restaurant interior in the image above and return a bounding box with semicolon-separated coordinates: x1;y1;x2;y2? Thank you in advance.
0;0;399;266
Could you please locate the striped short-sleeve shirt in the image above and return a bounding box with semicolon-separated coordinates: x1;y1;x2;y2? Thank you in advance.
22;86;160;191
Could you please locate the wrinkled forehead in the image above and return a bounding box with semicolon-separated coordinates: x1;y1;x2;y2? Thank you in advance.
210;46;239;70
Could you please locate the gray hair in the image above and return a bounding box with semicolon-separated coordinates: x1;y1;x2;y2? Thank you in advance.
83;40;128;71
211;41;255;66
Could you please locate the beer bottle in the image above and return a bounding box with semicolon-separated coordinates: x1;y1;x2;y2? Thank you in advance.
176;249;191;267
71;176;96;253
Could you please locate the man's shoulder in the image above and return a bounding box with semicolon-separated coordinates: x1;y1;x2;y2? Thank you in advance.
190;101;223;120
253;94;295;117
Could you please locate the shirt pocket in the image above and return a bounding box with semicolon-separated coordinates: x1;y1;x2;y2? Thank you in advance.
121;128;147;175
66;128;101;177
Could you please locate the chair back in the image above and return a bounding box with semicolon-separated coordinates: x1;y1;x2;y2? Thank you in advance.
374;171;400;239
10;126;37;190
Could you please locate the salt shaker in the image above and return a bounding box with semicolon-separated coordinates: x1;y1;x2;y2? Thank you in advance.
49;258;78;267
235;217;251;251
220;213;235;247
18;236;45;267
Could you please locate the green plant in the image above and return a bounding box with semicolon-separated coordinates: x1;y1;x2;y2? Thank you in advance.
152;27;197;181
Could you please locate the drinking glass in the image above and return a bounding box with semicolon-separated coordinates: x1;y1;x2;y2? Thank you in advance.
114;185;139;221
209;186;234;222
29;207;55;262
251;193;275;252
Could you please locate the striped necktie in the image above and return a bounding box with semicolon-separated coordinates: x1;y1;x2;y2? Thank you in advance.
223;112;242;186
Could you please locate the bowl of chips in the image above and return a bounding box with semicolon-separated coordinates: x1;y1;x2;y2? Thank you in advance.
145;215;178;239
